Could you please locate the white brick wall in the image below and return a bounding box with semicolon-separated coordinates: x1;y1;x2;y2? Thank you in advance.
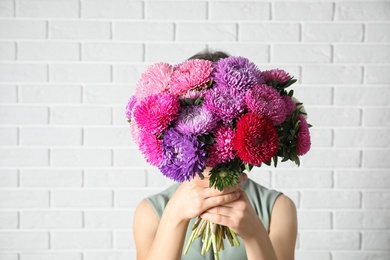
0;0;389;259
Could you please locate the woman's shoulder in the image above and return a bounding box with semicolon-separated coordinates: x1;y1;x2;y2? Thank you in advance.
145;183;181;220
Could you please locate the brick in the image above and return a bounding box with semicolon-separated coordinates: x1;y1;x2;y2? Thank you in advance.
50;106;111;125
0;106;48;125
273;44;331;63
20;127;82;145
335;86;390;106
367;23;390;42
363;231;390;250
51;148;112;167
84;210;133;228
209;2;270;20
49;21;111;40
115;189;160;208
301;190;361;209
0;63;47;82
335;128;390;148
0;42;15;60
20;85;82;104
240;23;300;42
295;252;331;260
274;2;334;21
306;107;361;126
0;253;18;260
297;211;332;230
21;169;82;187
366;65;390;84
52;190;112;208
18;42;79;61
335;211;390;229
0;169;18;187
113;64;148;84
146;168;177;188
292;86;333;106
0;0;13;17
84;252;135;260
333;252;390;260
113;148;150;167
50;64;111;83
336;2;390;21
0;148;49;167
145;43;207;63
302;65;363;84
114;22;174;41
309;127;333;147
0;190;49;208
300;231;360;250
0;85;17;103
0;20;46;39
83;43;143;62
21;210;82;229
84;127;133;146
21;253;82;260
84;85;130;104
363;191;390;209
0;127;18;145
51;231;112;249
82;0;143;19
363;107;390;126
115;231;135;249
147;1;206;20
176;23;237;42
335;170;390;189
0;232;49;250
0;212;18;229
17;0;79;18
334;44;390;63
273;170;333;189
85;169;146;187
303;23;363;42
363;149;390;168
207;43;269;63
245;168;272;188
301;149;361;168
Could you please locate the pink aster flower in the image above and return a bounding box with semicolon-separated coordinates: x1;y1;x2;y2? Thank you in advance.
282;95;296;119
207;126;235;167
169;59;213;95
125;95;137;121
135;62;173;101
246;84;287;125
173;105;216;136
180;89;206;101
296;114;311;156
139;130;163;166
262;69;291;84
134;93;180;135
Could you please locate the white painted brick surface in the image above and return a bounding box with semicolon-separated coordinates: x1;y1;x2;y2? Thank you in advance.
1;0;389;258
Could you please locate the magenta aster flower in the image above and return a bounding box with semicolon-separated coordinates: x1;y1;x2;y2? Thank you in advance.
135;62;173;101
139;130;163;166
246;84;287;125
169;59;213;95
134;93;180;135
204;84;246;123
282;95;296;119
158;128;207;182
212;56;264;91
125;95;137;121
173;105;216;136
296;114;311;156
262;69;291;84
207;126;235;167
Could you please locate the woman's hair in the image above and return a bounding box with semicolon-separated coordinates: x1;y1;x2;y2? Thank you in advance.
188;50;230;62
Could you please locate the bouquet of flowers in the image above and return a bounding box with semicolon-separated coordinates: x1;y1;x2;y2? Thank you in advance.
126;56;311;259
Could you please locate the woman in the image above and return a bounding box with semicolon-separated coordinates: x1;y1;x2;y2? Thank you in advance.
133;51;298;260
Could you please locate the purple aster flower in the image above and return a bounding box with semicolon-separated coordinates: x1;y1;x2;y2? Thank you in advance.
158;129;207;182
173;105;216;136
204;84;246;124
212;56;264;91
246;84;287;125
125;95;137;120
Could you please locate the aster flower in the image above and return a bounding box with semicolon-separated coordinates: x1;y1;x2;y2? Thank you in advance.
207;126;235;167
134;93;180;135
130;119;141;145
262;69;291;84
296;114;311;156
233;112;278;166
169;59;213;95
139;130;163;166
180;89;206;101
135;62;173;101
204;84;246;123
158;129;207;182
173;105;216;136
125;95;137;121
212;56;264;91
282;95;296;119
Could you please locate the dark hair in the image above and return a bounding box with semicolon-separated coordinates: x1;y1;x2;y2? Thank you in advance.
188;49;230;62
